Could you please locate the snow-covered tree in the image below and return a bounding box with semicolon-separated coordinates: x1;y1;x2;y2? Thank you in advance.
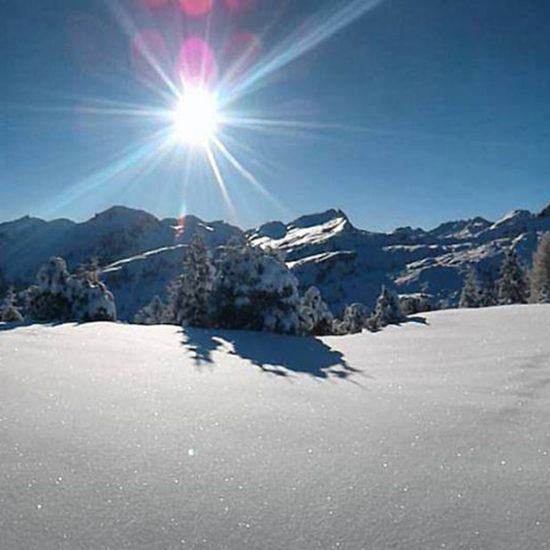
0;288;23;323
459;265;482;308
530;233;550;304
0;268;7;297
26;258;73;321
26;257;116;322
74;257;100;282
134;295;166;325
367;286;406;331
211;241;301;334
70;267;117;322
297;286;333;335
479;283;498;307
166;235;215;327
333;302;369;335
399;293;433;315
496;248;528;305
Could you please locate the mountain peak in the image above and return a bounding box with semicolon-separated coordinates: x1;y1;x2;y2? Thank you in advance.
491;209;532;229
90;205;158;224
538;202;550;218
289;209;351;230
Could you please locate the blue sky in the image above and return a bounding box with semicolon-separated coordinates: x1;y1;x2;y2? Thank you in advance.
1;0;550;231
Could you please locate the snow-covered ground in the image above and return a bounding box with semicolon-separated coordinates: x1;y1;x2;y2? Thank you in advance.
1;306;550;549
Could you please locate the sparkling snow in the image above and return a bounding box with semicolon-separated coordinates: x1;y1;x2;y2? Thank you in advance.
1;305;550;549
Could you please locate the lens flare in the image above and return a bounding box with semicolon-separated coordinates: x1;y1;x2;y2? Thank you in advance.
178;0;213;17
172;87;219;147
222;32;261;84
140;0;169;8
51;0;387;222
130;30;170;85
176;36;218;88
224;0;256;12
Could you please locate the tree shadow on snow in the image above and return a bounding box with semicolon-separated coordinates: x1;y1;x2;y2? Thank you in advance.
181;328;226;366
0;319;68;331
0;322;19;331
404;315;429;326
181;328;360;380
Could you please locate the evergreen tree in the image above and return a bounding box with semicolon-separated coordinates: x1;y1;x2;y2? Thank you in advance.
479;283;498;307
211;241;300;334
333;302;368;335
297;286;334;335
477;271;498;307
26;257;116;322
367;286;406;331
399;293;433;315
74;257;100;284
167;235;214;327
0;269;7;299
26;258;73;321
134;295;166;325
0;288;24;323
496;248;528;305
459;265;481;308
530;233;550;303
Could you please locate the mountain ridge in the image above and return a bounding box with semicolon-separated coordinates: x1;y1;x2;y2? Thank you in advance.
1;201;549;319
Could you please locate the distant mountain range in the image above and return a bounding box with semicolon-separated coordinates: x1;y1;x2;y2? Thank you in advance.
1;202;549;320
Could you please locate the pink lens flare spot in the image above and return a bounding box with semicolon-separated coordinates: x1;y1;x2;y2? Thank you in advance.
224;0;255;12
223;32;261;82
130;30;170;83
176;37;218;88
178;0;214;16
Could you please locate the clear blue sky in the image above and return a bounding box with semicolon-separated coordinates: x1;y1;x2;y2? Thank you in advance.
1;0;550;231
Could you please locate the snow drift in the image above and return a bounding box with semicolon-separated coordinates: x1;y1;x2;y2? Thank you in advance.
1;305;550;549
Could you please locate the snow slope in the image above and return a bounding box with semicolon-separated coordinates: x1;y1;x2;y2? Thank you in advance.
0;207;241;285
1;305;550;549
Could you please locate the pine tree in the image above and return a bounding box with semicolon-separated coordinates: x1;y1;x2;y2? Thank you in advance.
367;286;405;331
134;295;166;325
459;265;481;308
75;257;100;284
399;293;433;315
167;235;214;327
26;258;74;320
211;241;301;334
26;257;116;322
0;288;24;323
530;233;550;303
333;302;368;335
0;269;7;298
479;283;498;307
496;248;528;305
297;286;334;335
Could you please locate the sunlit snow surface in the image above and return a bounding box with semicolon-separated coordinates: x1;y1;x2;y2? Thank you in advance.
1;306;550;549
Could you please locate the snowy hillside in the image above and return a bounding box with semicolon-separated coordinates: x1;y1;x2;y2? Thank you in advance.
1;202;550;319
1;305;550;549
0;206;241;285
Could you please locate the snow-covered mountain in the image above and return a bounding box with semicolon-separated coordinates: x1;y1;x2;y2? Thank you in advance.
0;206;241;286
248;203;550;314
1;202;549;319
2;305;550;549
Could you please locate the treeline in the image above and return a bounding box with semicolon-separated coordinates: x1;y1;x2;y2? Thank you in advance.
133;236;406;335
459;234;550;308
0;257;116;324
2;232;549;332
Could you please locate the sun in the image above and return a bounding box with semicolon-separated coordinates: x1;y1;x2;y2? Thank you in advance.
171;87;219;147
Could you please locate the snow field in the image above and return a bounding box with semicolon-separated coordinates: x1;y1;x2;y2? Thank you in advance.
1;305;550;549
